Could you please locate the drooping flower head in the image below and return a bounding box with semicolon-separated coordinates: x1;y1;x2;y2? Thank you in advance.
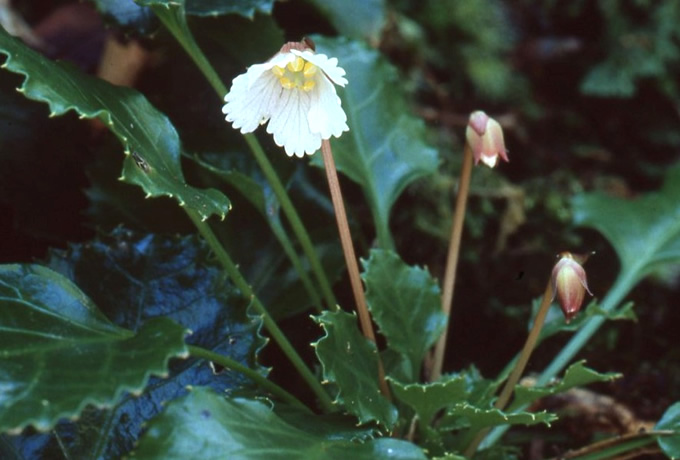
222;39;349;158
465;110;509;168
551;252;594;323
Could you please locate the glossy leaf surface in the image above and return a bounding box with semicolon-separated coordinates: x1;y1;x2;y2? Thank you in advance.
0;264;187;433
5;230;264;459
131;387;427;459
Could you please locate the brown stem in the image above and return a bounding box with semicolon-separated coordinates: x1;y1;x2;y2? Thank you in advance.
321;139;391;400
429;143;474;382
463;280;554;457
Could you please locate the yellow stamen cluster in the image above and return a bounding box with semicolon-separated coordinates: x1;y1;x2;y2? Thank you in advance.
272;57;318;92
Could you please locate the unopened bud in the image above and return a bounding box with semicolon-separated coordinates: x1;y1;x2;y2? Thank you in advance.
551;252;593;323
465;111;509;168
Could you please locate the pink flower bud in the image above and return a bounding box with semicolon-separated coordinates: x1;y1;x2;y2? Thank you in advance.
551;252;593;323
465;111;509;168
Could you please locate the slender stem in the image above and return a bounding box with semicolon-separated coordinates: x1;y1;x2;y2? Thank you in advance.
268;220;324;312
185;208;334;412
430;143;474;382
153;5;338;311
187;344;312;413
463;281;554;457
481;270;639;449
496;281;554;410
183;152;325;312
321;139;391;400
151;5;227;97
244;134;338;310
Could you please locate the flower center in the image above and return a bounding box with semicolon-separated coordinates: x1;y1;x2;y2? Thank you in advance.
272;57;318;92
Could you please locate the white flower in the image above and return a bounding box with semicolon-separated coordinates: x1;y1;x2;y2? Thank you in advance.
222;41;349;158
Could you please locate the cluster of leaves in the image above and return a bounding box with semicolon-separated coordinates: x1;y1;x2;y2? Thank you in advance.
2;0;680;459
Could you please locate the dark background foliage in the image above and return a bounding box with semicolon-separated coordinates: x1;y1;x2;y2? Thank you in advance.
1;0;679;457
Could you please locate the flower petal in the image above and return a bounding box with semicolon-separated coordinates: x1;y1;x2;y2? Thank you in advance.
308;76;349;139
222;71;283;133
266;88;322;157
293;50;348;87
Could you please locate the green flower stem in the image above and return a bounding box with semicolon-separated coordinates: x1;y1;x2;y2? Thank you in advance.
321;139;391;400
481;270;637;449
536;271;634;385
243;133;338;310
187;345;312;413
153;4;337;311
430;143;474;382
268;220;324;312
151;5;227;96
185;208;334;412
463;281;554;457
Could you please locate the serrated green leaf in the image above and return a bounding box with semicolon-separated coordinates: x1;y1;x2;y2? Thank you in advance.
313;311;398;427
0;27;229;221
312;37;439;249
132;388;427;459
656;402;680;458
0;264;188;433
511;361;620;411
537;300;636;343
306;0;385;42
362;250;447;381
440;404;556;431
389;376;468;425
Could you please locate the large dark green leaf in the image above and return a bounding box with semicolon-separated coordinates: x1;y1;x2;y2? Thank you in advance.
0;264;187;433
0;27;229;221
572;164;680;282
131;387;427;459
312;37;439;249
313;311;398;428
362;249;446;381
306;0;385;42
5;230;265;459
